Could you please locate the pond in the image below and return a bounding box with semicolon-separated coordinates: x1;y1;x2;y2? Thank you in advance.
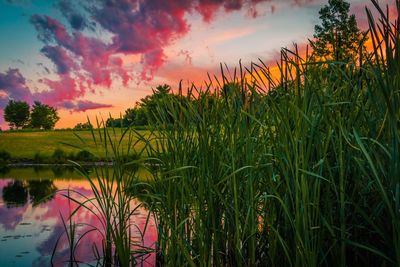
0;167;156;266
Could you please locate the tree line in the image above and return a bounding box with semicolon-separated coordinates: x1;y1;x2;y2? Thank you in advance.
103;84;172;128
4;100;59;130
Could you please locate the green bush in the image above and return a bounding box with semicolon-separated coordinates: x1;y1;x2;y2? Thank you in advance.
75;150;95;162
33;152;45;163
0;150;11;164
67;152;76;161
51;148;66;163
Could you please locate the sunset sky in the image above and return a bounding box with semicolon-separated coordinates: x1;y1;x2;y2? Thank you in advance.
0;0;394;129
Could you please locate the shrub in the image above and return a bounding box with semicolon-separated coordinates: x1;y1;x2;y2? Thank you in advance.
51;148;66;163
0;150;11;164
33;152;45;163
75;150;95;162
67;152;76;161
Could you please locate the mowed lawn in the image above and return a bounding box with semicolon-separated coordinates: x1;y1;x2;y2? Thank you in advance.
0;129;151;159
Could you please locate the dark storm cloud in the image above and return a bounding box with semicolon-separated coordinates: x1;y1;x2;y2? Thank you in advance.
0;68;32;108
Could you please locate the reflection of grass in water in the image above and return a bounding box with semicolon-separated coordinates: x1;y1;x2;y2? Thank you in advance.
52;124;155;266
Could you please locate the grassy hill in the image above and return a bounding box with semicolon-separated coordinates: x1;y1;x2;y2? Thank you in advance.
0;128;150;161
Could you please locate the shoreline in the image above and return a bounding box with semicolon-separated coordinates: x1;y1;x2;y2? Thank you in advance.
5;161;114;167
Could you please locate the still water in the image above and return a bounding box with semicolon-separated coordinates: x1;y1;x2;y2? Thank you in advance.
0;167;156;266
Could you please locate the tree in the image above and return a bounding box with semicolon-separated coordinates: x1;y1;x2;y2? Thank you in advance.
139;84;175;124
30;101;60;130
311;0;366;62
74;121;93;130
124;108;137;126
106;117;125;128
123;108;148;126
4;100;30;129
133;108;148;126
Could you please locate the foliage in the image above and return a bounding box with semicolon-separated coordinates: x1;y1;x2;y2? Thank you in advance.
51;148;66;163
106;85;174;128
124;107;148;126
33;152;45;163
137;1;400;266
74;150;95;162
73;121;93;130
4;100;30;129
106;116;125;128
106;108;149;128
0;150;11;164
105;84;177;128
53;122;154;266
3;1;399;266
138;84;176;125
30;101;60;130
311;0;366;61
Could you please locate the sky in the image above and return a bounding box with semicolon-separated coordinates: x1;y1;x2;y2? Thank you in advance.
0;0;395;129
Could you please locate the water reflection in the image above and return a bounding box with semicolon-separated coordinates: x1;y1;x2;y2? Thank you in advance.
2;179;58;208
3;180;28;208
28;180;57;206
0;168;156;266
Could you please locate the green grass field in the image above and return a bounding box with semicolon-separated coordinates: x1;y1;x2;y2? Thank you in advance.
0;129;150;160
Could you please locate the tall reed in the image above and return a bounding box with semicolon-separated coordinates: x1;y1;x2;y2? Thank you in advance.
143;1;400;266
54;121;154;266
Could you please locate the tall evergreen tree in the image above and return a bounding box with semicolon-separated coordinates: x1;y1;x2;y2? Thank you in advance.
311;0;366;62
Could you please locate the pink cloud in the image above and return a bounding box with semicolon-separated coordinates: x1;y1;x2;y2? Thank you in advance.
30;15;130;89
38;74;83;104
178;50;193;65
62;100;113;112
29;0;284;85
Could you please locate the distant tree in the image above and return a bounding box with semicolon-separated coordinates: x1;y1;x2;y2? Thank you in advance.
133;108;148;126
30;101;60;130
311;0;366;62
74;121;93;130
139;84;174;124
106;117;125;128
4;100;30;129
123;108;136;126
123;107;148;126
